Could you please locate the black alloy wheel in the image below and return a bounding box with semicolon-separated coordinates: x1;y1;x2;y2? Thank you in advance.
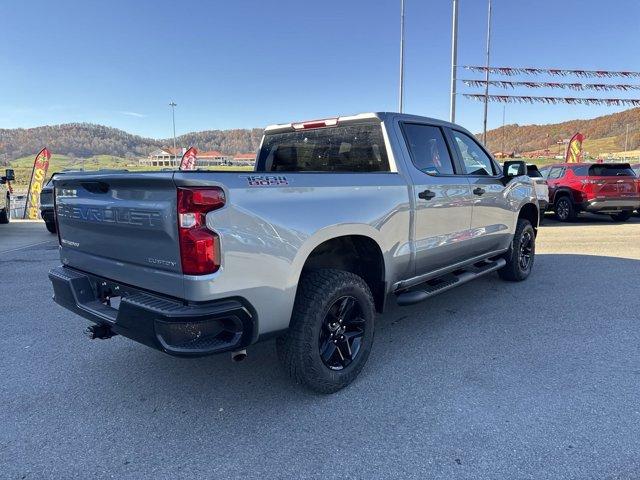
519;230;534;271
554;196;577;222
318;296;366;371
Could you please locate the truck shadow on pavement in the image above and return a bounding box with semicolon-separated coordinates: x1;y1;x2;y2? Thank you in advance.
91;253;640;407
541;212;640;226
7;250;640;479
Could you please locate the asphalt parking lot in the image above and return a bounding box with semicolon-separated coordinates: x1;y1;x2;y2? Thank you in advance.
2;215;640;479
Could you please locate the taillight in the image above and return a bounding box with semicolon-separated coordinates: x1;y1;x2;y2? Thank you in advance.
292;118;338;130
53;187;62;245
177;187;225;275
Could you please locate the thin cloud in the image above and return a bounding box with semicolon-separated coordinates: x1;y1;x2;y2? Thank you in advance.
118;110;147;118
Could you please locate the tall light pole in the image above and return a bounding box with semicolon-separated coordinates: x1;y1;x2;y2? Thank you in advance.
625;123;630;159
501;104;506;154
482;0;492;145
398;0;405;113
449;0;459;122
169;101;177;166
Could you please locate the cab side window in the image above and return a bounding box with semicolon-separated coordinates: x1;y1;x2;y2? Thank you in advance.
450;130;496;176
401;123;455;175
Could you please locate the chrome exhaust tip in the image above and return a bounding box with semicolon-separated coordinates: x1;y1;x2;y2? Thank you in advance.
231;349;247;362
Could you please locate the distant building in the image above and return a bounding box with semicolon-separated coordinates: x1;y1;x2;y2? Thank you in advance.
139;147;233;167
492;151;515;159
521;148;552;158
197;151;233;166
233;153;256;166
140;147;186;167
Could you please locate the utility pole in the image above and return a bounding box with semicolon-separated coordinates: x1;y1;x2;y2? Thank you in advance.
449;0;459;122
625;123;629;160
501;105;506;154
398;0;405;113
482;0;492;145
169;101;177;166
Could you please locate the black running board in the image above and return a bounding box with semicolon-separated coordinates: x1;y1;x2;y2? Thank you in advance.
395;258;506;306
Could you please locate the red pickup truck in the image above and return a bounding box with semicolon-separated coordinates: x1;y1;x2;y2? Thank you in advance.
539;163;640;222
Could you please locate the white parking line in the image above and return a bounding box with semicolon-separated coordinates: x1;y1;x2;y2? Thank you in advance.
0;240;56;254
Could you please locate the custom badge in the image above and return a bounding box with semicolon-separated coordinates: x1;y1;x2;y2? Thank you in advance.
241;175;289;187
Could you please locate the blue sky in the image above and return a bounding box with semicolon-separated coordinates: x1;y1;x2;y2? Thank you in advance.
1;0;639;138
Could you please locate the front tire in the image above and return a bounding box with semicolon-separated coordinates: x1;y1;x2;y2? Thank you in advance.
610;211;632;222
554;196;575;222
45;220;57;233
276;269;375;394
498;218;535;282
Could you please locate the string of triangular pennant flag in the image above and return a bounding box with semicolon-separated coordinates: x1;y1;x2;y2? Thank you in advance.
463;94;640;106
461;79;640;92
463;66;640;78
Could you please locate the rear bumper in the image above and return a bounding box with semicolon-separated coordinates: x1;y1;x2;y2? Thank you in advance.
580;199;640;213
49;266;255;357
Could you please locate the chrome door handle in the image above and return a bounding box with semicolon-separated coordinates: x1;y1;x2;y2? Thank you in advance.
418;189;436;200
473;187;486;196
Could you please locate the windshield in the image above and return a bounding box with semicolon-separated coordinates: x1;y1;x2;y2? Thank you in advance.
257;123;389;172
527;165;542;178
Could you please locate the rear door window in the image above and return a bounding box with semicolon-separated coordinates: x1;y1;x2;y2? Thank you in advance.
401;123;455;175
547;167;565;179
569;166;589;176
257;124;389;172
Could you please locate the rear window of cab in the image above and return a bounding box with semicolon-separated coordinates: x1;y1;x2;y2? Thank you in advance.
257;124;390;172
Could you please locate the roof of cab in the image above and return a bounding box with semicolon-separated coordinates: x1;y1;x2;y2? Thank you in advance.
264;112;464;134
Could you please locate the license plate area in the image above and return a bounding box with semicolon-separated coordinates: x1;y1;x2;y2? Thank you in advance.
88;277;134;312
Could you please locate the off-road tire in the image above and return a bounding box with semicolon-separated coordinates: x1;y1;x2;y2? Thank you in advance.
554;195;576;222
45;220;57;233
276;269;375;394
498;218;535;282
610;211;632;222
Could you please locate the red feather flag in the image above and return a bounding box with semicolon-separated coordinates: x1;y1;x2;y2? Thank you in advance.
180;147;198;171
565;133;585;163
23;147;51;219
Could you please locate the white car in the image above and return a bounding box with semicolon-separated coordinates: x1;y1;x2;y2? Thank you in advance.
527;164;549;217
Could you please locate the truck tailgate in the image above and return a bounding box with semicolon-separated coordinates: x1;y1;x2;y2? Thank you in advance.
54;172;184;298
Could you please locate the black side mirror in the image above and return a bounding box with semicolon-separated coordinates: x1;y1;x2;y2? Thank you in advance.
503;161;526;181
5;169;15;181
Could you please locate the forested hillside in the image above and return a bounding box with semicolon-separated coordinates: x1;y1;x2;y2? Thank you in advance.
175;128;263;155
483;107;640;154
0;123;262;162
1;108;639;163
0;124;158;160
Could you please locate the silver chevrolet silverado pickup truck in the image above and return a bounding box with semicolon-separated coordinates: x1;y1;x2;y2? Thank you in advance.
49;113;539;393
